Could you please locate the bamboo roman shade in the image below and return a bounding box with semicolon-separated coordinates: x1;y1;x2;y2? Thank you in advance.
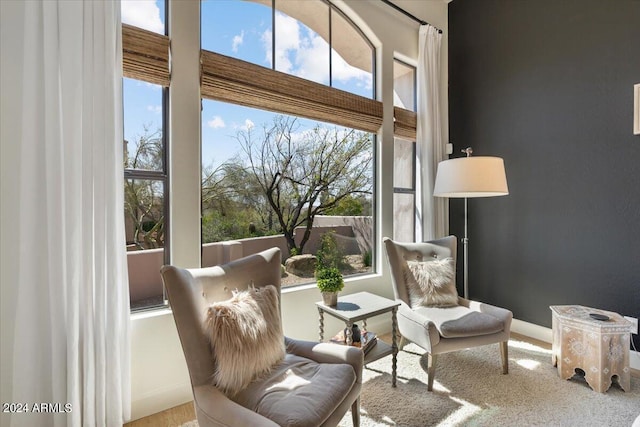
122;24;170;87
394;106;417;140
201;50;383;133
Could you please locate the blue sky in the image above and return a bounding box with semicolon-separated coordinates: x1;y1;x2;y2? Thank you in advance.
122;0;372;171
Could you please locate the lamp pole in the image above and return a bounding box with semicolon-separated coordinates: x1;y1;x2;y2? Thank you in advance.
463;196;469;299
433;146;508;302
461;147;472;299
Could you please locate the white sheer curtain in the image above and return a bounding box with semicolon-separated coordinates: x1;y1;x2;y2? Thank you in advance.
10;1;130;426
416;24;448;241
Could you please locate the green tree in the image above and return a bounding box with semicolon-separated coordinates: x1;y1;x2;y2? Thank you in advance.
201;158;277;243
238;116;373;254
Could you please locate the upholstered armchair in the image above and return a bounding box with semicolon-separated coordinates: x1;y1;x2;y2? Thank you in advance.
160;247;362;427
383;236;512;391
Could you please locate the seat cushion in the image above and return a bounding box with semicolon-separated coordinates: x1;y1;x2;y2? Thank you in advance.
414;305;504;338
234;353;356;427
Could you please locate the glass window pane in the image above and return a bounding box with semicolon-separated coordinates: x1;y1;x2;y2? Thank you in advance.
125;179;165;250
274;1;330;85
201;0;273;69
121;0;165;34
394;60;415;111
123;78;163;171
202;101;374;285
393;193;415;242
125;179;165;309
394;138;414;189
331;8;373;98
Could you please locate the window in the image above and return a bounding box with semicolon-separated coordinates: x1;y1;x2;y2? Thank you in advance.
123;79;168;311
393;60;416;241
121;0;165;34
393;138;416;242
201;0;272;67
201;101;374;287
202;0;375;99
393;59;416;111
122;0;168;311
200;0;377;286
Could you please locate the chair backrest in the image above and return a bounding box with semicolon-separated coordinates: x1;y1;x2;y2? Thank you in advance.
383;236;457;306
160;247;282;388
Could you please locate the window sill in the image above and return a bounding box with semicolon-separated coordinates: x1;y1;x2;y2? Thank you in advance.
130;271;382;316
130;306;172;321
281;271;381;295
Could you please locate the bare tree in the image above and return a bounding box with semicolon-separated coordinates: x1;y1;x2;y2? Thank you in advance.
238;116;373;255
124;126;164;250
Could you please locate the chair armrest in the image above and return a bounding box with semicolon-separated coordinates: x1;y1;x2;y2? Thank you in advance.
193;384;279;427
397;301;441;351
285;337;363;384
458;297;513;331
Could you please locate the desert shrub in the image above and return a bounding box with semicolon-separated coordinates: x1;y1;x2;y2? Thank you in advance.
316;231;345;270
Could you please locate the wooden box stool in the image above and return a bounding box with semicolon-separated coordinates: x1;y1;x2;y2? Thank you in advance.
550;305;633;393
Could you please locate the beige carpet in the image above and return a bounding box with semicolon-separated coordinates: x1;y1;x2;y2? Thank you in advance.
183;338;640;426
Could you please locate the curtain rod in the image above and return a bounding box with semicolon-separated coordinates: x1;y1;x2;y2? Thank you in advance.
379;0;443;34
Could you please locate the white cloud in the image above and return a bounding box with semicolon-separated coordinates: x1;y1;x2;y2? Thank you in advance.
261;12;373;88
243;119;255;131
331;51;372;89
292;29;329;84
232;31;244;53
261;29;274;67
207;116;226;129
121;0;163;34
262;13;301;71
147;104;162;114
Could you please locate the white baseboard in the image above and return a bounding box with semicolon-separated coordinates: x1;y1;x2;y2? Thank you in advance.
130;381;192;422
511;318;640;371
511;318;552;343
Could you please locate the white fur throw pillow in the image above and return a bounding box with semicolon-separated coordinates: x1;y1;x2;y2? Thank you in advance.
204;285;285;397
404;258;458;307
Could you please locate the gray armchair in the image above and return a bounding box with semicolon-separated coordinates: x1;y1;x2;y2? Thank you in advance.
160;247;362;427
383;236;512;391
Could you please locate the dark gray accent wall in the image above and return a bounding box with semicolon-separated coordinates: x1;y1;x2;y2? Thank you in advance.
448;0;640;347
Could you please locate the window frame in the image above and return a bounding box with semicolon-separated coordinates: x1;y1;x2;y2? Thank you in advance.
392;59;417;241
198;0;379;283
123;1;170;312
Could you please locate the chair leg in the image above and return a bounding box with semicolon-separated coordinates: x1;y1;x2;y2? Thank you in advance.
500;341;509;374
398;335;407;351
351;397;360;427
419;352;437;391
427;353;437;391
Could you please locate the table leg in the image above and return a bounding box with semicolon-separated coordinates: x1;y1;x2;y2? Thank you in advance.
391;307;398;387
345;321;353;346
318;307;325;342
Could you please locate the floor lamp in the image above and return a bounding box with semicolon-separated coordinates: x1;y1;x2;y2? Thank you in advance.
433;147;509;299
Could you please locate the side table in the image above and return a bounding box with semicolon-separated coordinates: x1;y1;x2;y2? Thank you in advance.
316;291;400;387
550;305;633;393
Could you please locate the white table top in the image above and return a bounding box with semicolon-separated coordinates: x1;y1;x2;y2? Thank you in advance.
316;291;399;323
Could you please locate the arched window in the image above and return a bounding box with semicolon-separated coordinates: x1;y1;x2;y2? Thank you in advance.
202;0;374;99
200;0;377;287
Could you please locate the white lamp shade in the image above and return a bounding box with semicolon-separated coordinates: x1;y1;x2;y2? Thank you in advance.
433;156;509;198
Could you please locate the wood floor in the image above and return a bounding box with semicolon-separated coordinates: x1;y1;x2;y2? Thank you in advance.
124;401;195;427
124;332;637;427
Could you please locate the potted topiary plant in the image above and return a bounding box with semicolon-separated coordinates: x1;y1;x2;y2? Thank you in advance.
316;267;344;307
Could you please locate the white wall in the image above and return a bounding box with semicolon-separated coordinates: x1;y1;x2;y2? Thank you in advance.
128;0;449;421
